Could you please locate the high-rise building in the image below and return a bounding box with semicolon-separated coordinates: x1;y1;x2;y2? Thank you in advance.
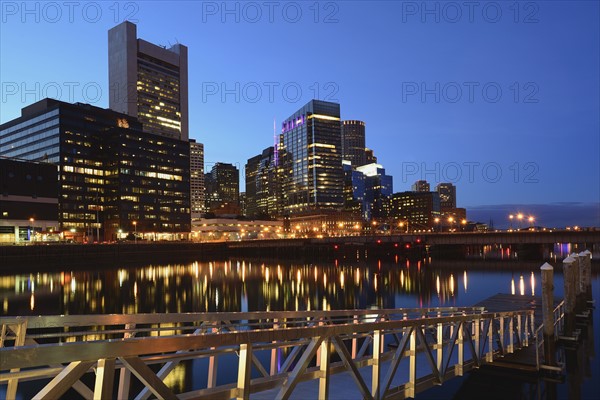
390;191;441;230
0;99;191;241
190;140;205;217
356;163;393;221
279;100;343;215
412;180;430;192
436;182;457;210
205;163;239;213
108;21;189;141
245;147;279;219
341;120;366;168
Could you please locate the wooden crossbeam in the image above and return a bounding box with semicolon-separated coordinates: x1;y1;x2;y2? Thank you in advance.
120;356;178;400
332;335;373;400
33;360;96;400
275;337;323;400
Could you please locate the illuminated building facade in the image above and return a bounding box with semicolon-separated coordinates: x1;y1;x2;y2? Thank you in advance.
109;21;189;141
190;140;205;217
0;99;190;241
279;100;343;215
341;120;366;168
390;191;441;231
245;147;280;219
0;158;59;243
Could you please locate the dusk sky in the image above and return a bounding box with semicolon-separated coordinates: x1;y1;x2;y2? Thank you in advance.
1;1;599;227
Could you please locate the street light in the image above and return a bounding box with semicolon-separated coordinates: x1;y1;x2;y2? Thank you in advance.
461;219;467;232
517;213;524;229
528;216;535;229
448;217;454;232
133;221;137;244
509;214;514;230
434;217;440;232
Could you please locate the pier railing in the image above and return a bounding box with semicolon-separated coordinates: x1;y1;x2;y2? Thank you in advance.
1;306;535;400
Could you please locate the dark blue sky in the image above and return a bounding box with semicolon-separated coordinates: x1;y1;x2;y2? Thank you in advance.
1;1;598;227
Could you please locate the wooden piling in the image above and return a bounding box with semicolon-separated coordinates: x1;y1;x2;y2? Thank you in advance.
570;253;583;311
563;256;577;337
541;262;556;366
579;250;592;303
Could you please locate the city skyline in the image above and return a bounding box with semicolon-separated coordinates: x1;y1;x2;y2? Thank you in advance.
1;1;599;227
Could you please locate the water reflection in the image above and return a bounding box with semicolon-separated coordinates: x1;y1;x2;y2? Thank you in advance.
0;259;555;317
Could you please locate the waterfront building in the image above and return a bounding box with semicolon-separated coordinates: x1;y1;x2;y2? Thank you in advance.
289;210;363;237
191;218;282;241
279;100;343;215
341;120;366;168
0;99;191;241
109;21;189;141
0;158;59;243
190;140;205;218
390;191;441;231
245;147;279;219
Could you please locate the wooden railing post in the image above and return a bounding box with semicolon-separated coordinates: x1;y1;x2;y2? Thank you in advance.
563;256;577;337
541;262;556;366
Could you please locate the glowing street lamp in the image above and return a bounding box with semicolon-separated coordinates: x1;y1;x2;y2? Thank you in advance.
509;214;514;230
528;216;535;228
517;213;524;229
133;221;137;244
448;217;454;232
434;217;440;232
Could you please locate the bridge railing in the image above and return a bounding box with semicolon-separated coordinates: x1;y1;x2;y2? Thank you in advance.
1;306;534;400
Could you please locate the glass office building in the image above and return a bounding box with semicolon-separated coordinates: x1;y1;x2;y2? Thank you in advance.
0;99;190;241
279;100;343;215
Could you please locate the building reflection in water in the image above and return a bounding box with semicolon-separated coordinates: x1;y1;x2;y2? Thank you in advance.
1;260;548;317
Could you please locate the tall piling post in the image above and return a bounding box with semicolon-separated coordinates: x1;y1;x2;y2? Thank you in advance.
541;262;556;366
563;255;577;337
570;253;582;312
579;250;592;304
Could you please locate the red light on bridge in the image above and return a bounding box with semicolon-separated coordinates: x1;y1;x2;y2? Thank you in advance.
334;245;338;250
416;238;421;243
376;240;381;244
405;244;411;249
394;243;398;247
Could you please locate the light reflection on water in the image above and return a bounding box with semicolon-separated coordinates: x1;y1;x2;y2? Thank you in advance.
0;259;570;317
1;258;598;399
